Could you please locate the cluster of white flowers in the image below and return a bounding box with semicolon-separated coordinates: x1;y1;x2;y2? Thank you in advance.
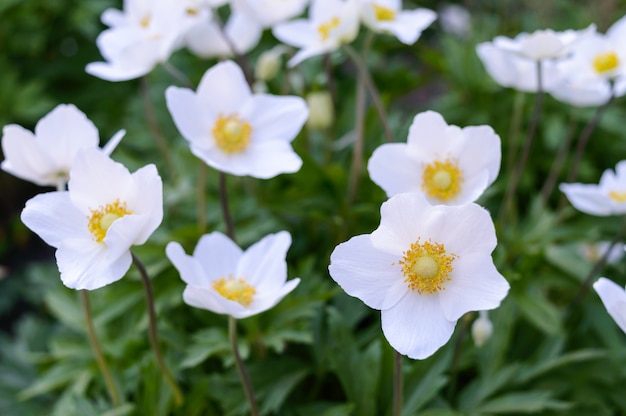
477;16;626;107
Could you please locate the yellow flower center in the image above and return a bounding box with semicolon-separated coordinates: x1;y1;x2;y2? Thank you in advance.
186;7;199;16
593;52;619;74
373;4;396;21
87;200;132;243
318;17;341;41
609;190;626;203
212;114;252;154
398;239;457;295
212;276;256;306
140;15;151;28
422;159;464;202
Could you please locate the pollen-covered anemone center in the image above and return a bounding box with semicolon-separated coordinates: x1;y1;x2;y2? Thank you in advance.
398;239;457;295
212;275;256;306
609;190;626;203
593;51;619;74
422;158;464;201
318;17;340;41
212;114;252;154
87;200;132;243
373;4;396;21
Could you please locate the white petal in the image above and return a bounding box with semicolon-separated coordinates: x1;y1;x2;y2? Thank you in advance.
166;242;210;287
56;238;132;290
328;235;407;310
559;183;615;216
21;192;87;248
1;125;56;186
406;111;452;153
197;60;251;115
459;125;501;184
287;44;331;67
367;143;421;197
182;285;239;315
593;277;626;334
272;20;317;49
103;214;150;259
238;231;290;291
439;253;509;321
194;232;242;279
381;293;456;359
436;203;498;256
126;164;163;244
243;278;300;318
379;9;436;45
103;129;126;155
244;94;308;143
165;86;211;146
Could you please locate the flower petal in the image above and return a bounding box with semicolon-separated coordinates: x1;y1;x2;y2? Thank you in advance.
165;86;210;144
367;143;421;197
559;183;616;216
437;203;498;255
243;278;300;318
244;95;308;143
197;60;251;115
194;232;242;280
1;125;56;186
238;231;290;291
166;242;210;287
593;277;626;334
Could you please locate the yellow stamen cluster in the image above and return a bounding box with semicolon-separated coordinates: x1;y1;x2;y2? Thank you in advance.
422;158;464;201
87;200;132;243
213;276;256;306
212;114;252;154
398;239;456;295
593;52;619;74
373;4;396;21
609;190;626;203
318;17;341;41
140;15;151;28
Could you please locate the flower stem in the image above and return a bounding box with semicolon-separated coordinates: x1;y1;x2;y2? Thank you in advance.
347;63;367;204
161;61;193;88
219;172;236;241
80;290;121;407
540;116;576;205
229;316;259;416
393;350;403;416
498;60;544;226
212;14;254;88
141;76;175;179
197;161;207;234
132;253;184;406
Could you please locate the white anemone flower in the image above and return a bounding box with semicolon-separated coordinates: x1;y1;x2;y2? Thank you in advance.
233;0;309;28
359;0;436;45
560;161;626;216
165;60;309;178
367;111;501;205
166;231;300;319
20;149;163;290
328;192;509;359
1;104;124;187
272;0;360;67
86;0;193;82
593;277;626;334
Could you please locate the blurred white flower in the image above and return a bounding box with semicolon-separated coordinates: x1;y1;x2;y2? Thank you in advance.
367;111;501;205
560;161;626;216
1;104;124;187
305;90;335;130
86;0;193;81
579;241;625;264
165;60;308;178
166;231;300;319
329;193;509;359
359;0;436;45
471;310;493;347
20;149;163;290
438;3;470;39
233;0;309;28
593;277;626;334
272;0;360;67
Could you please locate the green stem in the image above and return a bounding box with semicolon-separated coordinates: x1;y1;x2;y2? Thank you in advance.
161;61;193;88
141;76;175;179
132;253;184;406
219;172;236;241
393;350;403;416
229;316;259;416
347;63;367;204
498;60;544;226
540;116;576;205
81;290;121;407
197;161;207;234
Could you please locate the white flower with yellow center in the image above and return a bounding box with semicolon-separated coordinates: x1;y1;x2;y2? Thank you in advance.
272;0;360;67
166;231;300;318
233;0;309;28
560;161;626;216
20;149;163;290
1;104;124;187
359;0;436;45
593;277;626;334
165;60;308;178
328;192;509;359
367;111;501;205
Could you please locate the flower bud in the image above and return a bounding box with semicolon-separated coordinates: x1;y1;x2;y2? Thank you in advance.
305;91;334;130
255;46;286;82
471;311;493;347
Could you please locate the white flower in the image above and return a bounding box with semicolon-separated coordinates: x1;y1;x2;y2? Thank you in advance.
560;161;626;216
272;0;360;67
367;111;501;205
471;310;493;347
579;241;625;264
233;0;309;28
1;104;124;187
184;6;263;59
166;231;300;319
20;149;163;290
165;60;308;178
359;0;436;45
438;4;470;39
593;277;626;334
86;0;193;82
328;192;509;359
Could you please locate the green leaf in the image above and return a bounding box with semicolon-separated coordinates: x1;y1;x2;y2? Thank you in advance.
514;290;562;335
473;390;571;414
